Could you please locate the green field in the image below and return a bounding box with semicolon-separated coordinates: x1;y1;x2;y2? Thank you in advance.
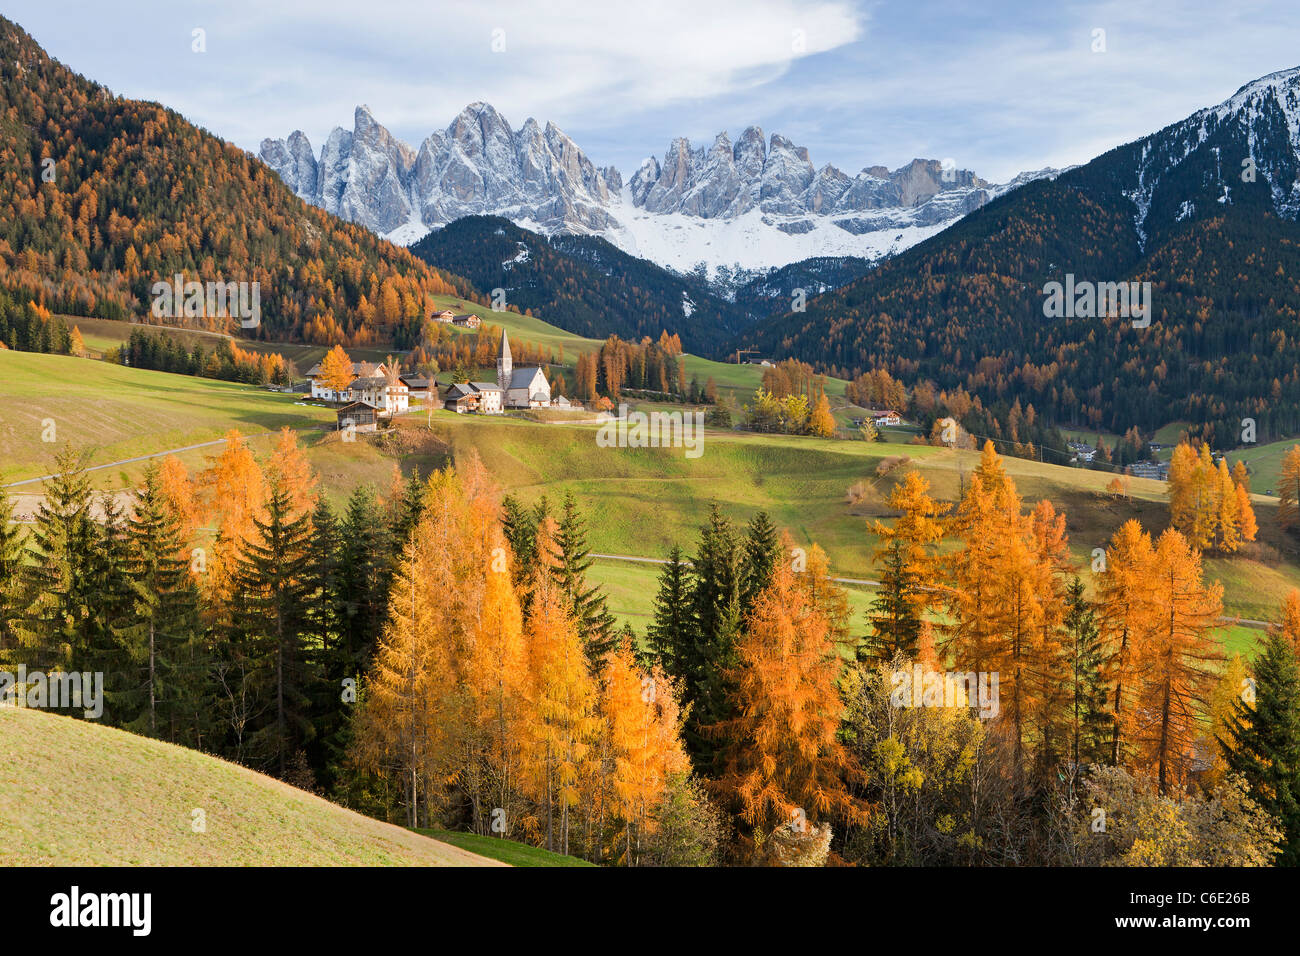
3;352;1288;657
414;829;594;867
0;707;499;866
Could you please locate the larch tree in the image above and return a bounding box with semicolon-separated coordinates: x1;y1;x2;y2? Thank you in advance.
465;542;532;839
1278;588;1300;658
1135;529;1224;794
1278;445;1300;531
711;562;868;861
352;525;452;828
807;392;836;438
1095;519;1157;766
865;470;948;664
319;343;355;396
524;565;601;856
601;643;690;866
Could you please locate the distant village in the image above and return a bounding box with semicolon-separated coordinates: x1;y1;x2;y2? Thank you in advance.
306;324;578;431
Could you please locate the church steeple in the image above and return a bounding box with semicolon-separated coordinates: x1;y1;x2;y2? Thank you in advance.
497;329;512;390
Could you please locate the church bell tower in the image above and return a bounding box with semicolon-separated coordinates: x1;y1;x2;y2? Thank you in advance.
497;329;512;390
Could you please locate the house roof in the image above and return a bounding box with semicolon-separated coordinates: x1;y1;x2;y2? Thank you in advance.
349;376;390;389
445;383;475;398
307;360;384;378
336;401;378;412
399;374;430;387
470;382;502;392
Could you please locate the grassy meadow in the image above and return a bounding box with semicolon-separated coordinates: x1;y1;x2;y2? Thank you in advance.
0;707;500;866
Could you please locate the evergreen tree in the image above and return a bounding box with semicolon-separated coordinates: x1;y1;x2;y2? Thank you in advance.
0;487;26;662
740;511;781;614
1060;577;1111;771
230;479;317;778
389;468;426;546
501;494;537;581
552;493;617;670
684;505;744;770
340;484;395;676
121;462;203;741
23;447;103;675
304;494;349;789
1222;629;1300;865
647;545;694;675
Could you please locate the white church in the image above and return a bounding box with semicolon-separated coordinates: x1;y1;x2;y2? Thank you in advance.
443;330;550;414
498;330;551;408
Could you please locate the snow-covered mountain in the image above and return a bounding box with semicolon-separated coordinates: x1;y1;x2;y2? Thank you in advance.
1122;65;1300;248
261;104;1051;277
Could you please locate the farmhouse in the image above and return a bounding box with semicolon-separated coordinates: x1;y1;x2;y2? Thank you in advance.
452;313;481;329
431;309;456;324
348;375;409;415
871;409;903;427
399;373;433;402
305;360;387;401
335;401;379;432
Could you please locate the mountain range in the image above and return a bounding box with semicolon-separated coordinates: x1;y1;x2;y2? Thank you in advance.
740;66;1300;447
260;104;1055;278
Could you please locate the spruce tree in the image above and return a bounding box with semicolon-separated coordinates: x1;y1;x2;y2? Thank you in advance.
1221;629;1300;865
304;493;349;789
863;538;924;663
23;446;102;674
501;494;537;582
740;511;781;614
230;479;316;778
647;545;693;676
121;462;203;741
1061;577;1111;770
684;505;745;770
0;487;26;663
553;493;617;669
340;483;394;675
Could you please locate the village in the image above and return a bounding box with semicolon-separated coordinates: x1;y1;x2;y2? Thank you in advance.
306;323;581;432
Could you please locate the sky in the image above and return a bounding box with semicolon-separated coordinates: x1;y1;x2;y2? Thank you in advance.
7;0;1300;183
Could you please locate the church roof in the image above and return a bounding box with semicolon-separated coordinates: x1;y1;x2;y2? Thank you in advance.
500;329;512;364
507;367;547;389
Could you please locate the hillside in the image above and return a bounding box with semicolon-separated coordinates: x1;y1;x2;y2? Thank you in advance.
0;707;500;865
0;16;472;347
741;67;1300;449
409;216;753;354
7;350;1288;652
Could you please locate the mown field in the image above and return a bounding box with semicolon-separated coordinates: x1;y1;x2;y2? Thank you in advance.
0;707;499;866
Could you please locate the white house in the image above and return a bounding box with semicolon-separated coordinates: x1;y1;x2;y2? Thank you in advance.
871;409;903;427
470;382;503;414
347;375;408;416
305;360;388;402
